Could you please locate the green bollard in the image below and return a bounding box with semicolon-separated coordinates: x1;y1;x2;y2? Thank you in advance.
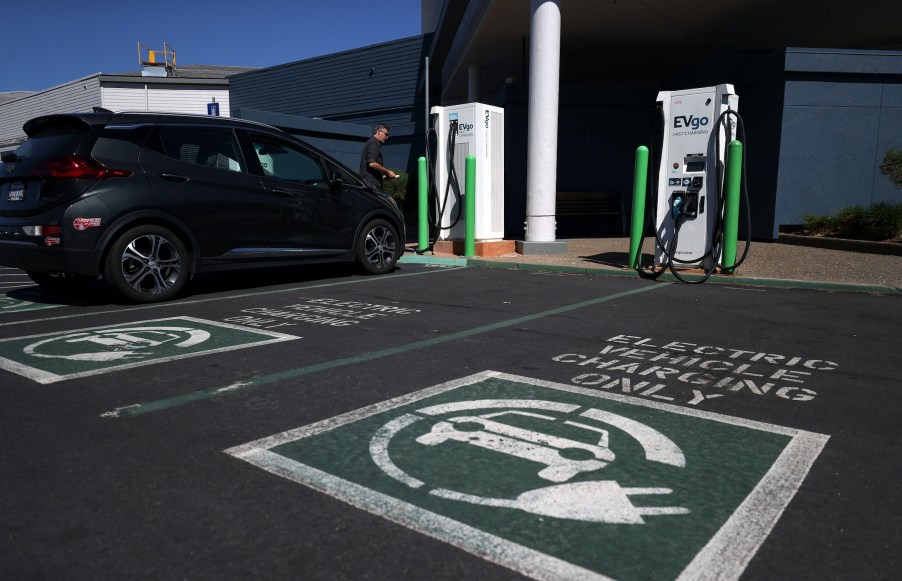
628;146;649;269
464;155;476;257
417;156;428;252
721;140;743;274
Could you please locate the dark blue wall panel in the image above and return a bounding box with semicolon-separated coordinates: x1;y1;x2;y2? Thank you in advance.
732;76;785;241
773;52;902;236
777;102;882;225
874;85;902;202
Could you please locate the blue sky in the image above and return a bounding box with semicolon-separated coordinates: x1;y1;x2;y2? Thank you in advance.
4;0;422;92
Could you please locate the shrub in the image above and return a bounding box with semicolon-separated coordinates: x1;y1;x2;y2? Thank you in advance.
880;148;902;190
802;214;834;236
381;171;418;221
860;201;902;240
803;202;902;241
382;170;407;203
834;205;867;239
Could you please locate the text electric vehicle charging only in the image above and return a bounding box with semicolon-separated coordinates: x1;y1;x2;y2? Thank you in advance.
643;84;751;283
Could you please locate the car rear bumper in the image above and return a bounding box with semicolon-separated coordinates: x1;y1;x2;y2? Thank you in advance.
0;240;100;275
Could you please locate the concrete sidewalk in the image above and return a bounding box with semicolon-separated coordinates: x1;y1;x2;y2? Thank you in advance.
403;237;902;295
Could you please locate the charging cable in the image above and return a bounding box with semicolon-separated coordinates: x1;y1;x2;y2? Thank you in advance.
418;117;463;254
639;105;752;284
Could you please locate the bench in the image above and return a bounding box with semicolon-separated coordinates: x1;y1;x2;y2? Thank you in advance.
555;191;626;235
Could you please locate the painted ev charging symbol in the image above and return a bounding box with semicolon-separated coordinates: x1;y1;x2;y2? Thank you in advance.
0;316;299;384
227;371;829;580
416;410;615;482
371;399;690;524
24;327;211;362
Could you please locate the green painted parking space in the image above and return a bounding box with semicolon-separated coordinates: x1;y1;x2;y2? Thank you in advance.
228;371;828;580
0;316;299;384
0;295;62;314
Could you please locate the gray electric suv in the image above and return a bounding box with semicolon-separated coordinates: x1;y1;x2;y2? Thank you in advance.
0;112;405;303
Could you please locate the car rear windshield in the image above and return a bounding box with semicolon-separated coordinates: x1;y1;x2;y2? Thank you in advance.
15;118;91;161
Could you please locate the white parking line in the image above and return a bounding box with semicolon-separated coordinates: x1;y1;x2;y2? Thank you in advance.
0;266;464;328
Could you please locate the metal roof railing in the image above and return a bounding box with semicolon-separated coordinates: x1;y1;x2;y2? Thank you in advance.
138;42;177;75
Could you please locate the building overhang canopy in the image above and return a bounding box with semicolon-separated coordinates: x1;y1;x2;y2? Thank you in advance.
435;0;902;102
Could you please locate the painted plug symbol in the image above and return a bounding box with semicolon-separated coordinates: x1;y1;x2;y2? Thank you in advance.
431;481;690;524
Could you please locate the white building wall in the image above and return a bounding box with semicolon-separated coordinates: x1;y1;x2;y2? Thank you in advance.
101;83;231;117
1;78;233;152
98;84;147;112
0;76;102;150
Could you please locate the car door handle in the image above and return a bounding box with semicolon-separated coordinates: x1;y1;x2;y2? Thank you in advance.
159;173;190;182
269;188;295;197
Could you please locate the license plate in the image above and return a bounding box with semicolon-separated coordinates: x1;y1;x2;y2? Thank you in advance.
7;182;24;201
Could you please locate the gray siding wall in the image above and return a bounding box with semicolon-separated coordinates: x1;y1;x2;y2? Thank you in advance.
229;36;427;121
230;36;430;178
0;76;102;150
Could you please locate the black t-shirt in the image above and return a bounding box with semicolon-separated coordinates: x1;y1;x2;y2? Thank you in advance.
359;137;383;186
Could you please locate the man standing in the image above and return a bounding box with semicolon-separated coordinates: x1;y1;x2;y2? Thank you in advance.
359;124;397;192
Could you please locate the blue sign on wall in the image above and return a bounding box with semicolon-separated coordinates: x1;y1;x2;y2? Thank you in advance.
207;102;220;116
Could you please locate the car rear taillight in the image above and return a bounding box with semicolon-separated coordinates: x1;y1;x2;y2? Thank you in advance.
22;225;62;236
32;155;132;180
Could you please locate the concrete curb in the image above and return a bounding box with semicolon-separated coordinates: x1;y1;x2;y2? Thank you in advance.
778;233;902;256
399;254;902;296
398;253;468;267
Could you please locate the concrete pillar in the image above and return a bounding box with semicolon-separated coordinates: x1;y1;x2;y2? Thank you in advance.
468;64;481;102
524;0;560;243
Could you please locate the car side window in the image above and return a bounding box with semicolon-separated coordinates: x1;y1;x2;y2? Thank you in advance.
249;135;327;189
147;126;245;172
325;160;363;188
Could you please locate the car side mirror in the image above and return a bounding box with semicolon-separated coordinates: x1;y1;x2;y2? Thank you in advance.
329;172;344;191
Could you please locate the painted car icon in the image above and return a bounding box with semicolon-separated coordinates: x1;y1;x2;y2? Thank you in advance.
415;410;614;482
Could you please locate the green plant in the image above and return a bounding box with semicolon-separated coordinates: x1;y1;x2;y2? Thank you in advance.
382;170;407;200
802;214;834;236
834;205;867;239
802;202;902;241
382;171;418;221
880;148;902;189
860;201;902;240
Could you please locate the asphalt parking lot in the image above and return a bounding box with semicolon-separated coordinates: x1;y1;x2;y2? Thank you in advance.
0;261;899;580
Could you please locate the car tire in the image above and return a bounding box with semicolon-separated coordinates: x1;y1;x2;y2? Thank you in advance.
103;225;189;303
27;271;95;291
355;218;400;275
